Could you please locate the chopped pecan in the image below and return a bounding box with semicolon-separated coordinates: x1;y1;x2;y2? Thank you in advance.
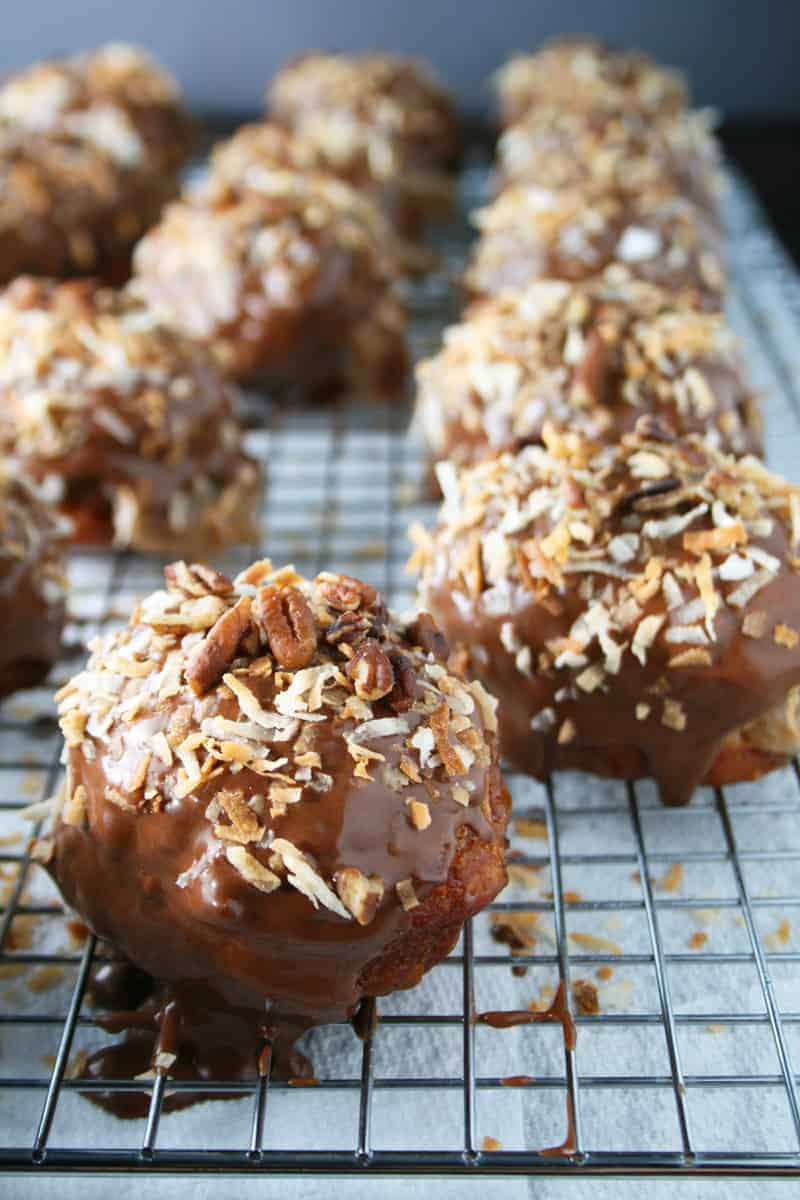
387;651;417;712
407;611;448;661
346;639;395;700
325;610;373;647
185;595;252;695
315;571;378;612
254;586;317;670
165;561;234;597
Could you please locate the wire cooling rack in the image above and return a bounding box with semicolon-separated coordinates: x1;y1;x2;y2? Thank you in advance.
1;162;800;1182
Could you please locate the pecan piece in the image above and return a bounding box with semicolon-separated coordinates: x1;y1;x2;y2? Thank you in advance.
185;595;252;695
315;571;378;613
387;651;417;712
346;639;395;700
407;611;448;661
165;561;234;597
325;610;373;647
254;586;317;670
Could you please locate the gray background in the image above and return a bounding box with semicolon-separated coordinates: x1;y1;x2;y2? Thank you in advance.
1;0;798;119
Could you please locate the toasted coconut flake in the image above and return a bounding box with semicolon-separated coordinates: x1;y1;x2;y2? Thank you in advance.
727;566;775;609
429;702;467;776
695;554;719;640
683;523;746;554
225;845;281;894
468;679;499;732
668;647;712;667
569;931;623;955
348;716;410;743
742;610;768;639
270;838;351;919
631;614;665;665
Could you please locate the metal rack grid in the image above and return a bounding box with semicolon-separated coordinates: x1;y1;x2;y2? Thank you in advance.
1;164;800;1181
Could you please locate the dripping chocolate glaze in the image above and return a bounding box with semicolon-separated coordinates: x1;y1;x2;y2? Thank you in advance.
421;436;800;806
478;982;577;1155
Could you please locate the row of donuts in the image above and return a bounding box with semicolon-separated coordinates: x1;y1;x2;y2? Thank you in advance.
0;47;464;699
410;37;800;807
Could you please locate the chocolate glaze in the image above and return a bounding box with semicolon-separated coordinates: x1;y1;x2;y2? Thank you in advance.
48;565;508;1101
420;432;800;805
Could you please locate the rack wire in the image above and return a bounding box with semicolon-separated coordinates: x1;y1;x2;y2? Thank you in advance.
1;162;800;1180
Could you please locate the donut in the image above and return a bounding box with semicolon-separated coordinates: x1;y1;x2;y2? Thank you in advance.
0;44;192;283
267;52;460;239
44;561;507;1076
0;465;66;699
0;276;261;552
414;280;762;472
207;121;428;275
415;424;800;806
132;173;408;395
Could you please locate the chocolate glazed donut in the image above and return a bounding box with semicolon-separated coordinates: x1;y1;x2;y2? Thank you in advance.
416;424;800;806
41;563;507;1100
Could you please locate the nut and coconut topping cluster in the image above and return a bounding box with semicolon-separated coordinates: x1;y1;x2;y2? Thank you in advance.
55;562;499;925
0;43;190;172
0;276;260;550
415;424;800;732
415;279;761;466
497;105;720;213
0;44;191;282
494;38;688;126
133;169;408;388
464;187;725;302
268;52;460;180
